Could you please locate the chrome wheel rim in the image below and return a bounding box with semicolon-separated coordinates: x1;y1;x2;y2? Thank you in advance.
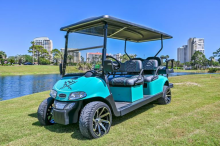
47;103;55;124
93;107;111;137
166;88;171;103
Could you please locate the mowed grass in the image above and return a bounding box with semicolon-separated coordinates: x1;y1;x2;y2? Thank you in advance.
174;69;220;73
0;65;59;75
0;65;82;76
0;74;220;145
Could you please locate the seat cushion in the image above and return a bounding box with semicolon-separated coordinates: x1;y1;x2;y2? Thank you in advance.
144;75;158;82
109;75;144;86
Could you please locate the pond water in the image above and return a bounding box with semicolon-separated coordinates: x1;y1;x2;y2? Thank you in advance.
0;72;218;101
0;74;61;101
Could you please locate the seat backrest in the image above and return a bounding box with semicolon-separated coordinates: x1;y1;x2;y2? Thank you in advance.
142;59;158;70
147;57;162;66
118;60;142;72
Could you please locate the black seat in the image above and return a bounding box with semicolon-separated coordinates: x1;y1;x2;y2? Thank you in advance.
142;58;160;82
143;75;158;82
109;75;143;86
109;60;144;86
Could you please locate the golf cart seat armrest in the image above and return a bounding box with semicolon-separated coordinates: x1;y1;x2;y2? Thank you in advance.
137;69;144;80
154;66;160;77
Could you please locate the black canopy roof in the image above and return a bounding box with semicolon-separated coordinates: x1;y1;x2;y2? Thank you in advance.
60;15;172;42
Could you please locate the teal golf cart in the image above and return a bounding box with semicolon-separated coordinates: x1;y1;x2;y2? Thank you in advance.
37;15;174;139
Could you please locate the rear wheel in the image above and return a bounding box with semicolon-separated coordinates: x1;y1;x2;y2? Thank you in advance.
37;97;55;125
79;101;112;139
157;86;171;104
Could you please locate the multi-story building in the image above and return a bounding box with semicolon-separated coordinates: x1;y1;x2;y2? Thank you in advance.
60;48;81;63
113;53;122;61
33;37;53;60
86;52;102;63
187;38;204;62
177;38;205;63
177;45;188;63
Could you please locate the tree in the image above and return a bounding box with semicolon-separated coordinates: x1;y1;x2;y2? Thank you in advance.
8;58;15;65
191;51;207;69
81;56;85;63
185;62;191;66
30;41;35;63
120;54;130;63
29;45;50;65
160;55;169;63
0;51;7;59
68;55;74;65
176;61;180;68
213;48;220;63
52;49;63;65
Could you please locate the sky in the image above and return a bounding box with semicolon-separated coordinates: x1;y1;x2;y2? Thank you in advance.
0;0;220;60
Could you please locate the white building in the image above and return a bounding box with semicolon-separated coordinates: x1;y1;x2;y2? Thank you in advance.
60;48;81;63
177;38;205;63
113;53;122;61
33;37;53;60
86;52;102;63
177;45;187;63
187;38;204;62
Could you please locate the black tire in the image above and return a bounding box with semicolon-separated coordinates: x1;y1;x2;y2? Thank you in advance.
79;101;112;139
157;86;171;105
37;97;55;126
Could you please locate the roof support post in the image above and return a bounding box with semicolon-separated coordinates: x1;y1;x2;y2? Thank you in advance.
62;31;69;76
124;39;131;60
155;35;163;57
102;22;108;67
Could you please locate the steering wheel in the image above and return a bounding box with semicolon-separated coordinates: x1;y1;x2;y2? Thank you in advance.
106;55;121;70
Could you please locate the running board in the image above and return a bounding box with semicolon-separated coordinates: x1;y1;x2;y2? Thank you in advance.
118;92;163;116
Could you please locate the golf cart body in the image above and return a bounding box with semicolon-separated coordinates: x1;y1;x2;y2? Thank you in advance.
37;15;174;138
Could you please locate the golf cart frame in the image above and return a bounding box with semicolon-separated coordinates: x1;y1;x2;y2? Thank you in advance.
37;15;174;139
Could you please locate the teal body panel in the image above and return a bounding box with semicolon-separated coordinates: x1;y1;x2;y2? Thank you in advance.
144;75;168;95
110;85;143;102
52;76;110;101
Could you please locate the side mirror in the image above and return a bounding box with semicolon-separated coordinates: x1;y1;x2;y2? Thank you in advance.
59;63;63;75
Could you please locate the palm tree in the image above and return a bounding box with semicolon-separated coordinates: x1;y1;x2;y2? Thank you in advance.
52;49;63;65
0;51;7;59
30;41;35;63
87;57;90;63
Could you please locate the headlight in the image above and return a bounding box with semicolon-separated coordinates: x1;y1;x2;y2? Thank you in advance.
69;92;87;100
50;89;57;98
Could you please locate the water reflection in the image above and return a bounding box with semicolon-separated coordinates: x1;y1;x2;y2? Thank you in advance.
0;74;61;101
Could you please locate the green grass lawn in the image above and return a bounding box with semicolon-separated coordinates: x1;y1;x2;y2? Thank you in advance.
0;65;59;75
174;69;220;73
174;69;207;73
0;74;220;145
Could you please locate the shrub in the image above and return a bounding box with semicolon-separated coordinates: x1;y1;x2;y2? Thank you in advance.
208;68;218;73
39;58;50;65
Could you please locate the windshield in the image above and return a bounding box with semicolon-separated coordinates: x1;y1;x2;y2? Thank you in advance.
65;26;104;75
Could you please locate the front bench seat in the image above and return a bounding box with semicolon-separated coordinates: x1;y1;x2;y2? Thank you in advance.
110;75;143;86
109;60;144;86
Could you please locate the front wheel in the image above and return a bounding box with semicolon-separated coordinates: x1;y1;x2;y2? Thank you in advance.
79;101;112;139
37;97;55;125
157;86;171;105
